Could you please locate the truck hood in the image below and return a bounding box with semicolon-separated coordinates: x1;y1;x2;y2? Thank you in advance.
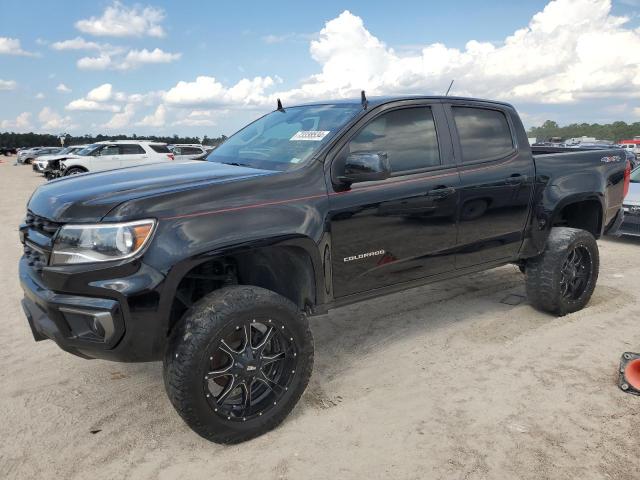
625;182;640;205
28;161;275;222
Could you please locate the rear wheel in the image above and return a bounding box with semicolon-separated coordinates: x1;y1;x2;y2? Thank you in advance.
164;286;313;443
525;227;599;316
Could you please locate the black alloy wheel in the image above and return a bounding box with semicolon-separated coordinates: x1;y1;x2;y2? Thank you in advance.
203;318;298;422
559;245;592;300
164;286;314;444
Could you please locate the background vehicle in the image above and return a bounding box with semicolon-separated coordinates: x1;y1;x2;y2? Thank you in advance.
19;95;629;444
619;167;640;236
60;140;174;175
17;146;46;164
0;146;17;156
32;145;87;173
169;144;212;161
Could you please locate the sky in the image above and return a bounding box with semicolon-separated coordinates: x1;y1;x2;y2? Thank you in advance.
0;0;639;137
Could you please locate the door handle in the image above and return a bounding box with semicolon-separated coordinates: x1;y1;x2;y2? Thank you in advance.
427;186;456;198
505;174;527;185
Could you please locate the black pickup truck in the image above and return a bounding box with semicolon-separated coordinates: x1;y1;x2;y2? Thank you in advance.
19;95;629;443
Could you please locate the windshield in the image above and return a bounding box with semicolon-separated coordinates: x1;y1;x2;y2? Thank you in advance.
631;167;640;183
206;104;361;171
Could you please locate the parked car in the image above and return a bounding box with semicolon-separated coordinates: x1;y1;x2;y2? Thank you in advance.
19;95;629;444
618;166;640;236
32;145;88;173
59;140;174;175
169;144;212;161
17;147;47;164
0;146;18;156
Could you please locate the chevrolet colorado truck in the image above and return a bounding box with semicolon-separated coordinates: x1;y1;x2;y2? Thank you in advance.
19;95;629;443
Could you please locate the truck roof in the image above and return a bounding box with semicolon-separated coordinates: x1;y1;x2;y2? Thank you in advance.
292;95;515;109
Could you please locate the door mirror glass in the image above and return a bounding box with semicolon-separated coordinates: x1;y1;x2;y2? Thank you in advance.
338;152;391;183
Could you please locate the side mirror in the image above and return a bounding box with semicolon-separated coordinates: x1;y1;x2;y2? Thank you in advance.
338;152;391;184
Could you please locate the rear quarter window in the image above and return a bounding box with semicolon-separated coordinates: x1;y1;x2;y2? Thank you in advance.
453;107;514;162
150;144;170;153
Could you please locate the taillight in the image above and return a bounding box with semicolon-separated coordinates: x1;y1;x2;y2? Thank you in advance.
168;153;174;161
623;160;631;198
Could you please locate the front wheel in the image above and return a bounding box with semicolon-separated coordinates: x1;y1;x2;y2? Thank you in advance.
163;286;314;443
64;167;86;176
525;227;599;316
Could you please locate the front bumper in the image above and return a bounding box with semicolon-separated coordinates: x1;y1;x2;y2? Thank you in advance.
19;256;167;362
20;258;125;357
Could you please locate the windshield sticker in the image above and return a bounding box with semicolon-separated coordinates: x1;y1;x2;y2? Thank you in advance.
290;130;330;141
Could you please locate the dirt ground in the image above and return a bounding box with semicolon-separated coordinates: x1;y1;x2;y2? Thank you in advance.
1;156;640;480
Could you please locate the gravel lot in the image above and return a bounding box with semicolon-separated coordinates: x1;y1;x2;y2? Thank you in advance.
2;156;640;480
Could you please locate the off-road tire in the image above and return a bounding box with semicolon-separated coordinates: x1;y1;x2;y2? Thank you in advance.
525;227;599;316
163;286;314;444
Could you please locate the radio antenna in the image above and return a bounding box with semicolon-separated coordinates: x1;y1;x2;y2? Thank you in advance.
445;80;454;96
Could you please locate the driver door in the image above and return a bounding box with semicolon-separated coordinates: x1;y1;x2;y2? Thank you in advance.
327;102;460;297
94;144;121;171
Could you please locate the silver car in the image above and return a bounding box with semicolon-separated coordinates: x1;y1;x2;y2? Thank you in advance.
620;167;640;236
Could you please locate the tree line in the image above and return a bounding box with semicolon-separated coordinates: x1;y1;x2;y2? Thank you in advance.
0;132;228;148
528;120;640;142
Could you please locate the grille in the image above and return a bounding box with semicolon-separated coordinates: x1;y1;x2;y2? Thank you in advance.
24;212;61;236
22;212;62;272
23;243;48;271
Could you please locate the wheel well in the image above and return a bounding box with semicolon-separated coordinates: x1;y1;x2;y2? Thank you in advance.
552;200;602;237
168;246;316;334
65;165;88;173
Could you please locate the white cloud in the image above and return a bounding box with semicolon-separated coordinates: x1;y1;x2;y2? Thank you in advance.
56;83;72;93
87;83;113;102
77;48;180;70
66;99;120;112
0;79;17;90
35;92;45;99
77;53;113;70
0;112;32;131
136;104;166;127
66;84;120;112
121;48;181;68
263;3;640;105
38;107;75;132
173;109;222;127
103;104;136;130
75;1;166;38
0;37;35;56
164;75;276;107
50;36;102;51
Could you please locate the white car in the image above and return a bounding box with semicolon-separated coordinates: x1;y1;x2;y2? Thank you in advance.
169;144;212;161
33;145;88;173
60;141;175;175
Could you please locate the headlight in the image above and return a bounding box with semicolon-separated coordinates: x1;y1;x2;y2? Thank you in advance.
50;219;156;265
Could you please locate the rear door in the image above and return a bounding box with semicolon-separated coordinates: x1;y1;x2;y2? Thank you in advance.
446;103;534;268
118;143;147;168
328;101;460;297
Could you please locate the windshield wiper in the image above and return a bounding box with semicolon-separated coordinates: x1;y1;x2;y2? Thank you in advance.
221;161;252;168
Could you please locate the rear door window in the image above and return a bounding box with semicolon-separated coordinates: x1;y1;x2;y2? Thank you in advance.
119;144;145;155
452;107;514;162
150;144;171;153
